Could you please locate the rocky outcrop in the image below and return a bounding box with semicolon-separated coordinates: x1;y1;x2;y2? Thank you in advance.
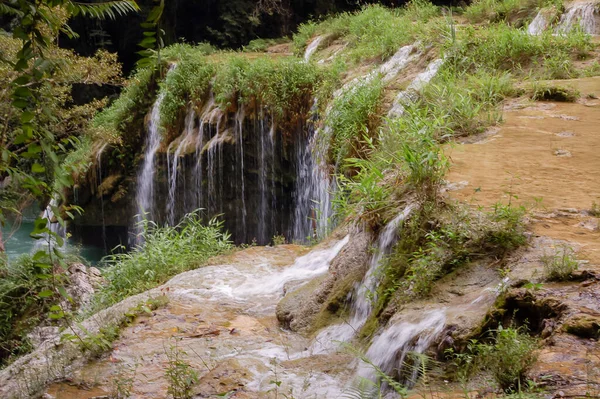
276;227;372;334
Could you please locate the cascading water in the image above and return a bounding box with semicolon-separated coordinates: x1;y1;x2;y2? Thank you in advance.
304;36;324;62
33;196;67;253
359;310;447;387
293;100;332;241
167;107;195;226
309;205;414;354
388;58;444;118
134;65;176;232
555;2;598;34
528;11;549;35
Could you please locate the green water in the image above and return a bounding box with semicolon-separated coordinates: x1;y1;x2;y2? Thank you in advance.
2;220;106;266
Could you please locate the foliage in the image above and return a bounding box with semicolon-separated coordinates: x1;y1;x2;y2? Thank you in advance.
476;326;538;391
529;83;580;102
327;77;384;167
0;254;67;366
158;46;216;127
293;3;440;64
445;23;592;79
463;0;546;25
292;21;317;55
542;244;578;281
93;211;231;310
165;340;198;399
212;54;321;122
487;200;527;253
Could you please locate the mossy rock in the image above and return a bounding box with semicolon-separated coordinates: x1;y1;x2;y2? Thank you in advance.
563;313;600;339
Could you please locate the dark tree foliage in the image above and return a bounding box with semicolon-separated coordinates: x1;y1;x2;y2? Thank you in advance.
54;0;416;72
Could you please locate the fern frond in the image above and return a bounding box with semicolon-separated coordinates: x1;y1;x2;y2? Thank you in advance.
67;1;139;20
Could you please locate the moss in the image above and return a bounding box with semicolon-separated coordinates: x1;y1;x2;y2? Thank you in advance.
564;314;600;339
530;84;580;102
309;271;361;334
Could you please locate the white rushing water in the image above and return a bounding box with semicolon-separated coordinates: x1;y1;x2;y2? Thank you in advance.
173;235;349;312
33;196;67;253
528;11;549;35
167;107;195;226
359;309;446;386
135;65;176;230
309;205;415;354
304;36;324;62
555;2;598;34
388;58;444;118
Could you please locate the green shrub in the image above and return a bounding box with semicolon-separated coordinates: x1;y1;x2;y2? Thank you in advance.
487;201;528;253
292;21;318;55
477;326;538;391
446;24;591;77
464;0;540;24
94;211;231;310
542;244;578;281
327;77;384;166
212;55;321;120
92;66;155;142
0;254;63;366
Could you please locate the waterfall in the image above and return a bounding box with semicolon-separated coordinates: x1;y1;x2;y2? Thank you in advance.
235;106;248;240
528;11;548;35
33;196;67;253
351;205;415;327
293;100;332;241
134;65;175;231
359;310;446;387
166;107;195;225
555;2;598;34
308;205;414;354
258;114;275;243
304;36;324;62
388;58;444;118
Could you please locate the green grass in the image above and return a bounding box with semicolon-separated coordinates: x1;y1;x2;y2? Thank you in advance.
326;77;384;167
445;23;592;79
93;211;231;310
292;2;440;64
542;244;578;280
212;54;322;122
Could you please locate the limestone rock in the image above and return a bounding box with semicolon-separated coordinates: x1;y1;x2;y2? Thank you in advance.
276;229;372;333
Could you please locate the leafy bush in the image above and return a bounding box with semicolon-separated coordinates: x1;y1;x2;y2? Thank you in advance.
0;254;64;366
327;77;384;166
464;0;540;24
542;245;578;280
94;211;231;310
477;326;538;391
446;24;591;78
212;55;321;121
293;3;439;64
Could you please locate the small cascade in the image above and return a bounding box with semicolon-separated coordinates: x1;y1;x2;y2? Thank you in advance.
359;310;446;386
33;197;67;253
555;2;598;34
304;36;323;62
235;105;248;240
388;58;444;118
351;204;415;327
167;107;196;226
308;205;414;354
135;65;176;230
293;100;332;241
528;11;549;35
